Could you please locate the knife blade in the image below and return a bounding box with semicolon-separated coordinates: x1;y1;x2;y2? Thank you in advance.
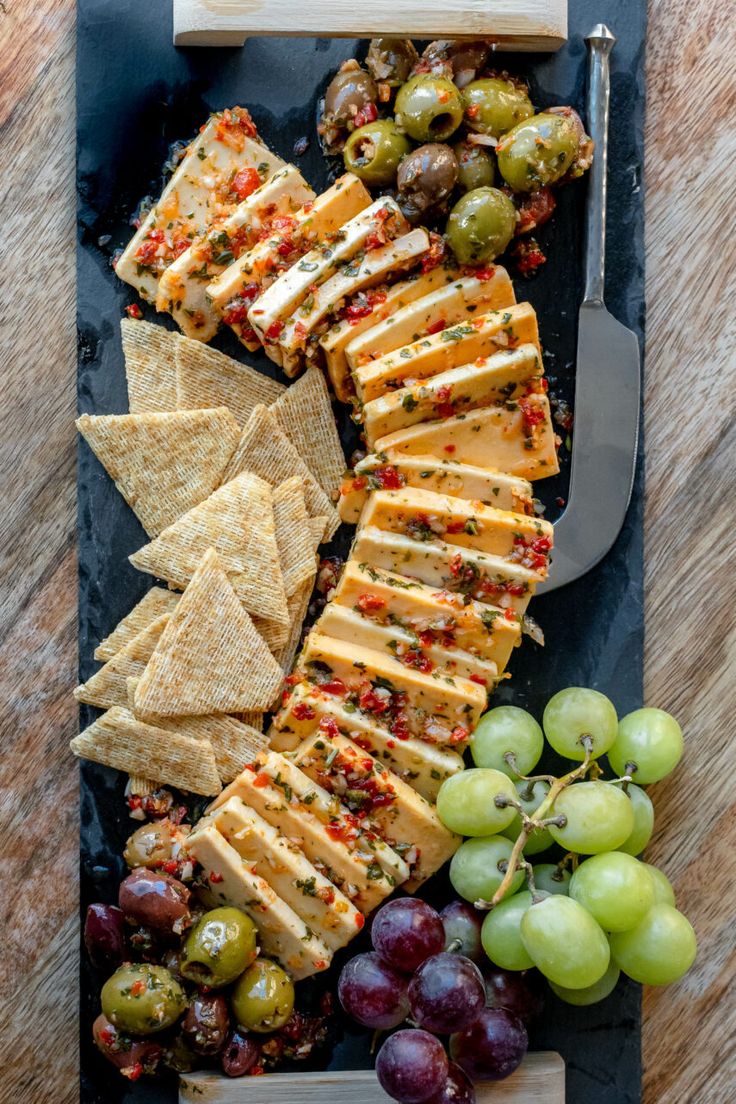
539;24;641;594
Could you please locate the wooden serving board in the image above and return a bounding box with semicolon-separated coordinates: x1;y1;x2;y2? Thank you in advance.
173;0;567;48
180;1055;565;1102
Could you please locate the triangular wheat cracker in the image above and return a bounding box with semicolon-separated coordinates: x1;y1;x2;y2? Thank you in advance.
274;575;316;672
74;614;170;709
134;548;284;717
272;366;345;499
130;472;289;626
309;515;330;547
95;588;181;661
78;408;241;536
121;318;179;413
70;706;221;796
175;337;285;425
272;477;317;598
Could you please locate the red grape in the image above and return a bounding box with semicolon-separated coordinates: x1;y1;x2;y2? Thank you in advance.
450;1008;528;1081
338;952;410;1029
440;901;484;963
425;1062;476;1104
372;898;445;974
376;1030;449;1103
482;967;545;1025
408;953;486;1034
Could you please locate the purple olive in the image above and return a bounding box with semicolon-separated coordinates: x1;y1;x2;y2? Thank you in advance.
84;904;126;971
119;868;191;936
92;1013;163;1076
182;993;230;1056
221;1030;261;1077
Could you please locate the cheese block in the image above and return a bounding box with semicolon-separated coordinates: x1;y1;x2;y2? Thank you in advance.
156;166;315;340
211;754;409;911
338;453;534;525
330;559;520;672
116;109;284;303
298;631;486;746
359;487;554;573
248;197;409;362
354;302;540;403
205;797;364;949
352;526;541;615
292;730;460;888
375;398;560;481
270;682;464;802
362;344;544;446
316;605;501;688
185;822;332;980
345;270;516;372
207;173;372;350
277;229;430;376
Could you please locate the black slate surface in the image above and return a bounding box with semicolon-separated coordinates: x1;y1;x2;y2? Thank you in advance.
77;2;646;1100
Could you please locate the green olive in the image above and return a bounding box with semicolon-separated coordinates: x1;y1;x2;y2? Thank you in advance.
446;187;517;266
462;77;533;139
124;820;189;870
101;964;186;1036
180;907;258;988
496;111;580;192
343;119;411;186
394;76;464;143
231;958;295;1034
454;140;496;192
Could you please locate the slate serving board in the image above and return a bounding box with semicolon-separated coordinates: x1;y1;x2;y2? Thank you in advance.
77;1;646;1100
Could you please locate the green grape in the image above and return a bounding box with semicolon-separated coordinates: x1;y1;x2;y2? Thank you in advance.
520;895;610;989
501;780;553;856
481;890;538;971
549;782;635;854
470;706;544;777
543;687;618;761
618;784;655;856
643;863;676;906
610;904;696;985
449;835;525;903
532;863;571;896
550;960;620;1006
608;708;683;784
569;852;655;932
437;769;517;837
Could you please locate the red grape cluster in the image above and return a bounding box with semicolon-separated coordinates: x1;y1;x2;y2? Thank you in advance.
338;898;541;1103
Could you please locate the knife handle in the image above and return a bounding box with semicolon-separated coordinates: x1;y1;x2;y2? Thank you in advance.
583;24;616;305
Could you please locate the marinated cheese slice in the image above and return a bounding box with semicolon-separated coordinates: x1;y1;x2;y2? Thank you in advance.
292;730;460;889
186;822;332;980
338;453;534;525
354;302;540;403
374;399;560;481
156;165;315;341
270;682;464;802
116;109;284;303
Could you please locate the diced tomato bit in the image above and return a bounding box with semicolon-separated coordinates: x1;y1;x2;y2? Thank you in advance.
319;715;341;740
294;320;308;340
470;673;487;686
123;1063;144;1082
400;649;434;674
449;553;464;577
374;464;404;490
421;232;447;273
253;772;271;788
356;593;387;612
438;89;450;104
437;403;455;418
508;582;526;596
162;859;179;875
351;475;368;491
444;443;456;453
426;317;447;335
125;303;143;319
130;980;146;997
292;702;316;720
446;519;466;534
450;726;469;745
99;1027;116;1046
232;166;261;201
519;397;546;428
504;608;517;621
359;684;390;714
265;320;285;342
322;678;347;697
355;912;365;929
209;871;224;883
354;102;378;128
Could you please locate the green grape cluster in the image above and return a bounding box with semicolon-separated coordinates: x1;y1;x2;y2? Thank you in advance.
436;688;697;1005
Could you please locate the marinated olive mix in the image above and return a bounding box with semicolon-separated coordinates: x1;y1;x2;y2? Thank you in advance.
180;907;258;987
395;76;464;142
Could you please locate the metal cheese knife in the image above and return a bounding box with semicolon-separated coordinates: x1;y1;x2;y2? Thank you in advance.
538;24;641;594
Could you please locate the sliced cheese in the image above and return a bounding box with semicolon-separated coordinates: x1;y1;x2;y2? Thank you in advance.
206;797;363;949
362;344;543;447
248;197;409;363
116;110;283;303
298;631;485;745
375;399;560;481
186;822;332;980
320;264;469;401
338;453;534;525
351;526;540;615
355;302;540;403
330;559;519;672
292;730;460;889
207;173;373;350
156;166;315;341
277;228;430;376
270;682;464;802
211;754;409;912
345;269;516;373
359;487;554;571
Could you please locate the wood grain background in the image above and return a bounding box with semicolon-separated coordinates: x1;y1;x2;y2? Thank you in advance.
0;1;732;1100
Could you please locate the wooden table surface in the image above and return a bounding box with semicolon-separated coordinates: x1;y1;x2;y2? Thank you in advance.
1;1;733;1100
